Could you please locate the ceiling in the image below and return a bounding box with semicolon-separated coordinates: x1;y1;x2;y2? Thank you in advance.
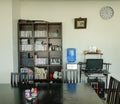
21;0;120;1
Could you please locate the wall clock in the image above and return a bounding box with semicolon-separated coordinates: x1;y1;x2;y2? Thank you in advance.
100;6;114;20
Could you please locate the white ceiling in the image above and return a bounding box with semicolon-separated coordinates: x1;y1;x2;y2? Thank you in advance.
21;0;120;1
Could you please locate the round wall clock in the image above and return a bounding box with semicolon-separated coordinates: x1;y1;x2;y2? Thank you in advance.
100;6;114;20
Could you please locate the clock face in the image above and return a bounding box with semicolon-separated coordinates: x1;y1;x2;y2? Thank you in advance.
100;6;114;20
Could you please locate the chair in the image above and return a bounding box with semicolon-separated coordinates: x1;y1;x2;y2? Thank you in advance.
62;69;78;83
11;72;19;87
115;83;120;104
11;72;30;87
106;76;120;104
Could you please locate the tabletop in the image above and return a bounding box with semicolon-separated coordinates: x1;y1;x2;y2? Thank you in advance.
0;83;104;104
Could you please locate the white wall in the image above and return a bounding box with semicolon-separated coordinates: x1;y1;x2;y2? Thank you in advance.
0;0;13;83
12;0;20;72
0;0;120;83
20;1;120;80
0;0;20;83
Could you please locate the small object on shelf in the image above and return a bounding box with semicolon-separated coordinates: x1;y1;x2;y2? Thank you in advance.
35;30;47;37
58;72;62;79
52;71;62;79
20;31;32;38
50;58;60;65
31;88;38;98
96;49;101;54
83;46;102;55
89;46;96;53
56;29;60;37
53;71;58;79
49;73;53;79
34;67;47;80
25;89;31;99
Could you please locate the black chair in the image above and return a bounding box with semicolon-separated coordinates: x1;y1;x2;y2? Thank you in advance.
11;72;30;87
115;83;120;104
106;76;120;104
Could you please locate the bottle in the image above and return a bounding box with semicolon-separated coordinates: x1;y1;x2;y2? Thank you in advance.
56;29;59;37
67;48;76;63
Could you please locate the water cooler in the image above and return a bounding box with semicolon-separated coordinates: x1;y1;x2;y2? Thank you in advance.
66;48;78;83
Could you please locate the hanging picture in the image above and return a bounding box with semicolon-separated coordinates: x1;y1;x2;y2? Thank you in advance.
74;17;87;29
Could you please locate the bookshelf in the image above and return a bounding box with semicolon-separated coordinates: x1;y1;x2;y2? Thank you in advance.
18;19;62;84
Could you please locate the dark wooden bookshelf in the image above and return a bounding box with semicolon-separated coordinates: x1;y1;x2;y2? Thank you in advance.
18;19;62;84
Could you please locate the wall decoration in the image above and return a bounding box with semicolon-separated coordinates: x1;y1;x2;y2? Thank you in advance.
100;6;114;20
74;17;87;29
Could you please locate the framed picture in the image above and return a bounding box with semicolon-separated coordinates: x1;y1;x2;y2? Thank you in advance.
74;18;87;29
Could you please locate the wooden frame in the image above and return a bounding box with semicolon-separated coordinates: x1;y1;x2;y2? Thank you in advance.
74;18;87;29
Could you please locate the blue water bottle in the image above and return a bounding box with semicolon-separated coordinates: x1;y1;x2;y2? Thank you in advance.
67;48;76;63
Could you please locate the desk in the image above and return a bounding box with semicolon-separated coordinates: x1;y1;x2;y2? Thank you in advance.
0;84;103;104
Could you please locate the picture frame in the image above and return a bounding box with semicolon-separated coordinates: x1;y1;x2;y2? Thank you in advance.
74;18;87;29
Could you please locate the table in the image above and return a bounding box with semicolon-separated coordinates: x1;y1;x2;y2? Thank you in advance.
0;83;104;104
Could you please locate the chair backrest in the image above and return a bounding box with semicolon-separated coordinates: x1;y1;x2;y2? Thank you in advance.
106;76;120;104
11;72;30;87
62;69;79;83
11;72;19;87
115;83;120;104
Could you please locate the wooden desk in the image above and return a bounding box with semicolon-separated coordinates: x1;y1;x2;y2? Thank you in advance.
0;83;104;104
